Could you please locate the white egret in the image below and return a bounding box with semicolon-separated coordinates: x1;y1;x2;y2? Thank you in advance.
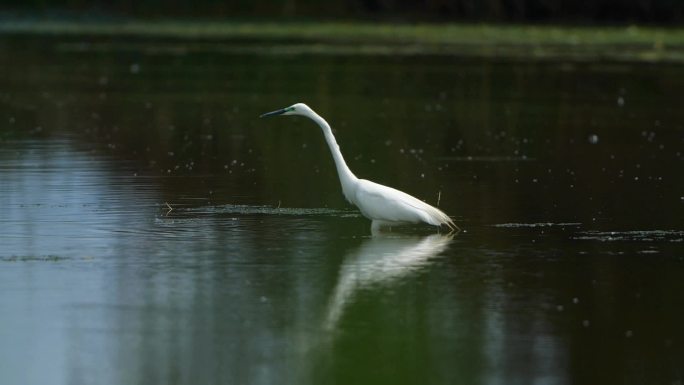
260;103;458;232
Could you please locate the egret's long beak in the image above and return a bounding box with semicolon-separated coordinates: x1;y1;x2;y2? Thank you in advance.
260;108;287;118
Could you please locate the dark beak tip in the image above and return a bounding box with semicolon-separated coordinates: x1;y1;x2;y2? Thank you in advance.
260;108;287;118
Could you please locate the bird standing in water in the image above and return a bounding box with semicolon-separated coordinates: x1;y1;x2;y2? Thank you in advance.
260;103;457;232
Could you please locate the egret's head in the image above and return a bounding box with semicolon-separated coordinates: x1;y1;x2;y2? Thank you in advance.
260;103;313;118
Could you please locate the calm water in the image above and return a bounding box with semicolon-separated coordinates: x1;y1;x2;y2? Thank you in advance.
1;35;683;385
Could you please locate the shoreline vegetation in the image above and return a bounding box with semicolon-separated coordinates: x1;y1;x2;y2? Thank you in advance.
2;19;684;62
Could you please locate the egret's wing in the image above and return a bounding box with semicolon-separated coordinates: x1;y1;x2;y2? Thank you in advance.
355;184;421;222
355;180;455;229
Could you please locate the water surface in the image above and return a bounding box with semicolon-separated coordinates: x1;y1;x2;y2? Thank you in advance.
1;35;683;385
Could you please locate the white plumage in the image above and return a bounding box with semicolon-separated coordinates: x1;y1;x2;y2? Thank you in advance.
260;103;458;232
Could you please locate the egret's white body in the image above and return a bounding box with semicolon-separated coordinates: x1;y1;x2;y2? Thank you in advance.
260;103;457;232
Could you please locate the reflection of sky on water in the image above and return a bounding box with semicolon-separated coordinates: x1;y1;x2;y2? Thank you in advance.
0;139;156;384
483;286;567;385
0;139;160;258
0;140;331;385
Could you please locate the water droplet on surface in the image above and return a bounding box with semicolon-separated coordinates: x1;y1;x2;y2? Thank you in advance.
582;320;590;327
617;96;625;107
556;305;564;312
129;63;140;74
588;134;599;144
625;330;633;338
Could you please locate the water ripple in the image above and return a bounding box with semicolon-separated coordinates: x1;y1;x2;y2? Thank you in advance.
493;222;582;228
572;230;684;242
182;204;361;217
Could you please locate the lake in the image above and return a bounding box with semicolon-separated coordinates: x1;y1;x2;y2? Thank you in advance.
1;34;683;385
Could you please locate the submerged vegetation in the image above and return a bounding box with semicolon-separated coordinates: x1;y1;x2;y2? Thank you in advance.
2;20;684;62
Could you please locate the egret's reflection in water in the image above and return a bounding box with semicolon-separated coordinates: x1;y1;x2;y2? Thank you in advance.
326;233;454;329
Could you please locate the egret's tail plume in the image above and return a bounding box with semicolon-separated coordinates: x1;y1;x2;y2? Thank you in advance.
418;201;458;231
435;208;459;232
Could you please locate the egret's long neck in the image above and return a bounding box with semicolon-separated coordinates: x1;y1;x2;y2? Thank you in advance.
309;112;358;200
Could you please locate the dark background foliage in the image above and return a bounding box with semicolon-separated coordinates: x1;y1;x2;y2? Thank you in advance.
2;0;683;24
